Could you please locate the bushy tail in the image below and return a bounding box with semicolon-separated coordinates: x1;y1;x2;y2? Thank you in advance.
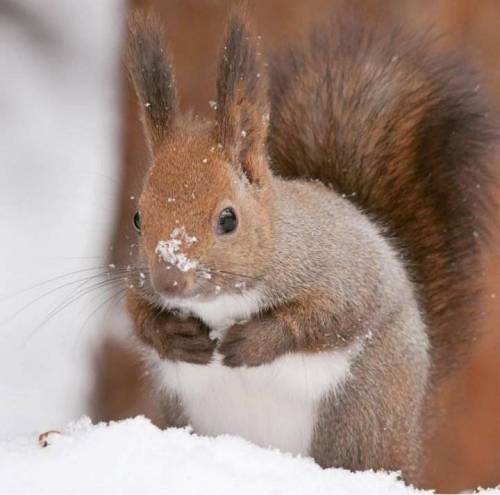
268;14;496;381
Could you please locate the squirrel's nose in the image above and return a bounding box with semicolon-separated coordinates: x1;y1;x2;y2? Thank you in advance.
151;263;192;297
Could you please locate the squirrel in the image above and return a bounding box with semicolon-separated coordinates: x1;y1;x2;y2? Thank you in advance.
125;7;495;484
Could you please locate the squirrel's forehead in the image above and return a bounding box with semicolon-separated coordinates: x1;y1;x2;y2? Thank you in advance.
139;136;237;239
149;137;233;189
140;151;235;235
146;156;233;202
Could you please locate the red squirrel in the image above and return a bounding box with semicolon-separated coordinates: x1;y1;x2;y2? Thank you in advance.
125;8;495;483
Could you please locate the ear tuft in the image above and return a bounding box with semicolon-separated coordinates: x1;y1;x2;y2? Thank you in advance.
127;11;177;151
215;7;269;185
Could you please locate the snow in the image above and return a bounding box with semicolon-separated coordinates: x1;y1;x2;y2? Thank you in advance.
0;416;424;494
156;227;199;272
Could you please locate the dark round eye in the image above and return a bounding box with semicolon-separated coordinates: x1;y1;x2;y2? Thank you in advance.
133;211;141;233
217;207;238;235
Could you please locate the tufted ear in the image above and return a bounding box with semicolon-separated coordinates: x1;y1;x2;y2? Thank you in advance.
127;11;178;152
215;8;269;186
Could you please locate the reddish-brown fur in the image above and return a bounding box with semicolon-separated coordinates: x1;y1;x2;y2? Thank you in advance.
123;6;496;485
268;15;497;381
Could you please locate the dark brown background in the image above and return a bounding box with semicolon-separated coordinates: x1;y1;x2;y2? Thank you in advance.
93;1;500;492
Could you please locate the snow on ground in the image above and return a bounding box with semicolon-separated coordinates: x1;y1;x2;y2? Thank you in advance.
0;416;423;494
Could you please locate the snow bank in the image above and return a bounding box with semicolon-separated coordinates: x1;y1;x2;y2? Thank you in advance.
0;416;423;494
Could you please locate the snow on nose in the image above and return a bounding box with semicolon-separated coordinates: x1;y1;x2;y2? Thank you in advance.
153;226;198;297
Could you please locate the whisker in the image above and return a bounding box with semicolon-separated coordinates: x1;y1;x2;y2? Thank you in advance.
0;265;112;301
27;286;130;348
198;268;243;281
78;286;129;336
0;271;128;326
41;276;130;327
197;268;260;290
24;277;129;341
217;259;265;273
99;287;130;327
216;269;259;281
79;277;130;314
195;273;237;293
210;277;238;292
148;306;164;331
44;255;108;261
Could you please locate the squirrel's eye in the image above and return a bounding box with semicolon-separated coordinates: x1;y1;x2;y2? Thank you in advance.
217;207;238;235
133;211;142;233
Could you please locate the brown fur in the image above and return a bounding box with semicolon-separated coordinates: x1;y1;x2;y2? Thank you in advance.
127;11;178;151
135;125;273;300
127;289;215;364
219;290;367;367
215;7;269;185
268;15;497;382
125;7;495;485
127;9;274;310
312;332;426;481
91;336;161;423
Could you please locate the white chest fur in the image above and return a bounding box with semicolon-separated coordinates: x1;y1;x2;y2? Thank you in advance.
152;348;357;456
162;289;265;340
153;291;359;456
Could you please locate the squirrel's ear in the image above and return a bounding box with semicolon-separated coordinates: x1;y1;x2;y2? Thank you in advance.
127;11;177;153
215;9;269;186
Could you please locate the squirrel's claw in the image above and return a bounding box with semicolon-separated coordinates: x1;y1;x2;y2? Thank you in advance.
219;319;277;368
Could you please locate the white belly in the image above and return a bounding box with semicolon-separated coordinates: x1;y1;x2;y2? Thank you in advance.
150;347;358;456
153;290;359;455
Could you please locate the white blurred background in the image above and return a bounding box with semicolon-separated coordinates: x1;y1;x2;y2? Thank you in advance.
0;1;123;439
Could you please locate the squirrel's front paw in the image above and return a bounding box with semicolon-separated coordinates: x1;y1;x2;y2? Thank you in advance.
134;308;215;365
156;317;216;365
219;319;278;367
128;292;216;364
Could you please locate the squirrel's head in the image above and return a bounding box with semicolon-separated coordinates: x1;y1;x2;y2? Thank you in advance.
128;10;273;305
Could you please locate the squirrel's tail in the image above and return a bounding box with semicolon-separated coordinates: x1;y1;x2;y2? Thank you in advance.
268;14;497;381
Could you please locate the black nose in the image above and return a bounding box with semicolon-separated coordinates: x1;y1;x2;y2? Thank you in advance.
151;262;191;297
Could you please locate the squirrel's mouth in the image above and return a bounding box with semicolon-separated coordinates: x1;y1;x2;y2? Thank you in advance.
155;279;261;315
156;284;231;309
151;264;251;304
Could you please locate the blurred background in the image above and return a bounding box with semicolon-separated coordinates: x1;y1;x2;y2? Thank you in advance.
0;1;498;493
0;0;121;442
